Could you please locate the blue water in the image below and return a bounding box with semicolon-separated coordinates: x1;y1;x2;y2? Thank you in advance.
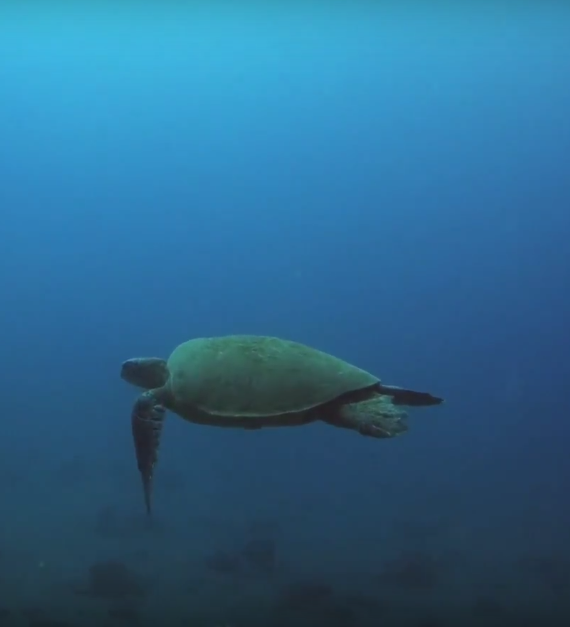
1;5;569;626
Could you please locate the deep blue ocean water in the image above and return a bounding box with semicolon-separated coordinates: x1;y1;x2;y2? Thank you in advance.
1;4;569;626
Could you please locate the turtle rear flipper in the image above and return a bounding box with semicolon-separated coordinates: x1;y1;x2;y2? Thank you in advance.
131;391;166;515
323;395;408;438
378;384;443;407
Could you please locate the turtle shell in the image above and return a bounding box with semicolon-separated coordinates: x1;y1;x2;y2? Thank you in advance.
166;335;378;418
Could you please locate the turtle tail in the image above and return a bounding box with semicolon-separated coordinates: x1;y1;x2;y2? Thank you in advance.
131;391;167;515
377;384;444;407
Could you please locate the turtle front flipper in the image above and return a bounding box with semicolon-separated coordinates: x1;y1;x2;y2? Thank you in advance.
131;390;166;516
377;384;443;407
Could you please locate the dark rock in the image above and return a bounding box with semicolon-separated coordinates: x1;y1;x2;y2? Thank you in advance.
518;555;570;594
74;560;147;600
279;581;333;610
203;551;242;575
377;550;440;591
0;607;11;619
472;594;506;616
242;538;277;574
107;606;141;623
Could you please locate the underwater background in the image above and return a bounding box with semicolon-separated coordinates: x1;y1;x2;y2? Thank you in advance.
1;3;569;627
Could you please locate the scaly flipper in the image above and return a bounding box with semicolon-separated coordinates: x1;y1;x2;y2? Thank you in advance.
323;395;409;438
131;390;166;516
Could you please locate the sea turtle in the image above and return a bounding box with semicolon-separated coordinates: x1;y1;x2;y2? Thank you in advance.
121;335;443;514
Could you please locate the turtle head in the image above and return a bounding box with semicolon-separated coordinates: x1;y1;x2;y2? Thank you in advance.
121;357;169;390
